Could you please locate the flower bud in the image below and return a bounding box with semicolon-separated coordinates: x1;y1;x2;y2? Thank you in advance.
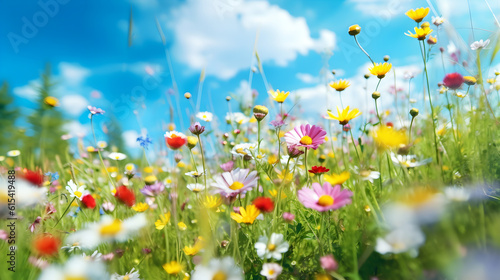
420;22;430;28
343;124;351;132
184;92;191;99
187;136;198;149
174;154;183;163
253;105;269;121
331;70;336;75
427;35;437;45
383;55;390;62
189;122;205;135
226;96;231;101
364;74;370;79
372;91;381;100
410;108;419;117
348;24;361;36
463;76;476;86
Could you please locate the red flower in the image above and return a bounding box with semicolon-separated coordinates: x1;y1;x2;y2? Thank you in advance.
443;73;464;90
164;131;187;150
81;194;96;209
308;166;330;174
33;235;60;256
252;197;274;213
23;169;44;186
115;185;135;207
386;122;394;128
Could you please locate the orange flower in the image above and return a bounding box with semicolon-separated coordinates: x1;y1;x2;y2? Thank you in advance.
33;235;61;256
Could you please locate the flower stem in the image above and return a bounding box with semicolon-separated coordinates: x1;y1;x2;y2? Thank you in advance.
90;117;116;188
197;135;208;195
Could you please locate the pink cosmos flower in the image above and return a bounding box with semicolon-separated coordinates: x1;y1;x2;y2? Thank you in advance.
212;168;259;197
320;255;338;271
298;182;353;212
284;124;326;150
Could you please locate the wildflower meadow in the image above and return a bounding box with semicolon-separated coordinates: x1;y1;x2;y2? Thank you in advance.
1;1;500;279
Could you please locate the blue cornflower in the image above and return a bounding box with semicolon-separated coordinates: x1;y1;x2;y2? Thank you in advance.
44;172;59;182
136;135;153;149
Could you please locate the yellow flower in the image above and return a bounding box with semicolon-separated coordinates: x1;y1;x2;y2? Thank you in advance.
268;89;290;103
405;26;433;40
486;78;495;84
268;154;278;164
329;79;350;91
178;161;186;168
269;189;287;198
276;169;293;182
144;175;157;185
369;63;392;79
132;202;149;212
44;96;59;107
178;222;187;230
316;273;333;280
371;125;408;150
324;171;350;185
163;261;183;275
183;245;200;256
202;195;222;209
144;166;154;173
405;7;430;23
463;76;476;86
326;106;361;125
230;205;260;224
187;136;198;149
155;212;171;230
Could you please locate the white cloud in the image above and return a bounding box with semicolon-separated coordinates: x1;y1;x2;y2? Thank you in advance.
13;81;39;101
123;130;140;148
296;73;318;84
58;62;90;86
168;0;337;79
63;121;89;137
347;0;413;17
60;94;89;116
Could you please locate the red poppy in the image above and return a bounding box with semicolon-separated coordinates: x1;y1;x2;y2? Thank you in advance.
443;73;463;90
386;122;394;128
308;166;330;174
252;197;274;213
81;194;96;209
115;185;136;207
164;131;187;150
33;235;60;256
23;169;44;186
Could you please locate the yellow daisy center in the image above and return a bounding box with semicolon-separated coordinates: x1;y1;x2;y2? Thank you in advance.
74;191;82;198
64;276;87;280
212;271;227;280
269;269;275;275
236;148;247;155
99;219;122;236
229;181;244;190
318;195;334;206
268;243;276;251
360;170;371;177
300;135;313;145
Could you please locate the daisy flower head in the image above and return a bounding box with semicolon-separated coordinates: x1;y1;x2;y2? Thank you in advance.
87;105;105;116
470;39;490;51
155;212;171;230
329;79;350;91
108;152;127;161
376;226;425;255
309;166;330;175
432;16;445;26
324;171;350;185
6;150;21;157
284;124;326;150
196;111;213;122
298;182;353;212
39;256;109;280
186;183;206;193
268;89;290;103
202;195;223;209
191;257;243;280
369;62;392;79
230;204;261;224
164;131;187;150
163;261;183;275
391;153;432;168
255;233;289;260
66;180;86;200
371;125;408;150
358;169;380;183
44;96;59;107
226;112;250;125
261;263;283;280
405;26;433;40
111;268;141;280
405;7;430;23
326;106;361;125
213;168;258;197
231;143;257;157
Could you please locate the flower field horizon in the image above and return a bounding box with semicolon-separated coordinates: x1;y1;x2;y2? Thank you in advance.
1;1;500;279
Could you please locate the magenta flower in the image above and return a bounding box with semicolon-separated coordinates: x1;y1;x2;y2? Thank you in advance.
298;182;353;212
320;255;338;271
284;124;326;150
220;161;234;172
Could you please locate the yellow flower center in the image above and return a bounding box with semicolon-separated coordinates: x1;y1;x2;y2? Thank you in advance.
74;191;82;198
65;276;87;280
99;219;122;236
267;243;276;251
123;276;130;280
212;271;227;280
269;269;275;275
203;114;207;118
360;170;371;177
229;181;244;190
236;148;246;155
300;135;313;145
318;195;334;206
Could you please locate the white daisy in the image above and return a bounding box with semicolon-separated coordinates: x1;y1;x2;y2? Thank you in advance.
261;263;283;280
391;153;432;168
111;268;141;280
255;233;289;260
66;180;86;200
196;111;213;122
355;167;380;183
431;16;445;26
82;250;102;261
470;39;490;51
375;225;425;256
444;187;470;202
226;112;249;125
191;257;243;280
231;143;257;157
61;242;81;253
186;183;207;193
6;150;21;157
39;256;109;280
185;170;204;178
108;152;127;161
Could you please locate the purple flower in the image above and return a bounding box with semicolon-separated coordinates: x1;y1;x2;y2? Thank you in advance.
189;122;205;135
140;182;166;197
29;216;42;233
220;161;234;172
285;124;326;150
87;106;105;116
298;182;353;212
270;119;286;129
320;255;338;271
287;146;304;158
282;212;295;222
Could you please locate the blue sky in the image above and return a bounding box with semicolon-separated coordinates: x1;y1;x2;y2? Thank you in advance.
1;0;499;154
